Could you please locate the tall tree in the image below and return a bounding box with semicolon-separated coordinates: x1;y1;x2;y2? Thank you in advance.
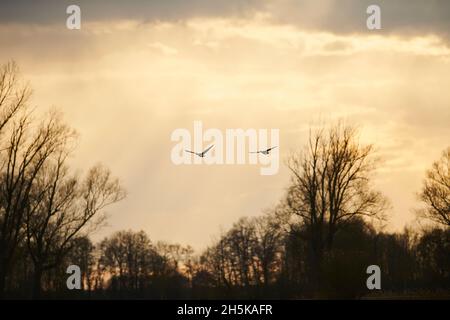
420;147;450;227
0;61;126;297
0;62;72;295
66;236;96;291
286;123;388;285
252;214;283;287
25;158;125;298
99;230;161;292
0;61;30;295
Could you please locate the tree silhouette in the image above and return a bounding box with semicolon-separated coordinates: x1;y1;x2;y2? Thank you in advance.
285;123;388;291
26;160;125;298
0;61;126;298
420;147;450;227
0;62;69;296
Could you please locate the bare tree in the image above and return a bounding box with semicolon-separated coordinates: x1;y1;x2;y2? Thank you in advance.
420;147;450;227
0;110;72;296
0;61;30;134
66;236;96;291
253;214;283;287
226;218;257;287
199;216;283;290
200;239;230;288
0;61;32;295
25;159;126;298
99;230;165;292
0;61;127;297
155;241;194;279
286;123;388;279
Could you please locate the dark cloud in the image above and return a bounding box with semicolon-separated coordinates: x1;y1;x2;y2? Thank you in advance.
0;0;449;40
267;0;450;39
0;0;265;24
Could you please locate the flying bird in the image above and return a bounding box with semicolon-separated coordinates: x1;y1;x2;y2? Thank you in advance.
250;146;278;155
185;145;214;157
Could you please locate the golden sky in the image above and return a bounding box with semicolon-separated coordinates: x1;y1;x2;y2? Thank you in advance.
0;0;449;248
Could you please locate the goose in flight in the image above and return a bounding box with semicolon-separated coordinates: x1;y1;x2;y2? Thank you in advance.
250;146;277;155
185;144;214;157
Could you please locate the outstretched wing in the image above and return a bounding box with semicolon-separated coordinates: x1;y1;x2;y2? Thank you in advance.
202;144;214;155
266;146;278;152
185;150;196;154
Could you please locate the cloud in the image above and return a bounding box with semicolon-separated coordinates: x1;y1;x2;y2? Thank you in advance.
147;42;178;55
267;0;450;40
0;0;264;24
1;0;450;42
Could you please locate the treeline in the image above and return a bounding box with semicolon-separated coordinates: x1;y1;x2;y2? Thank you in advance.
1;61;449;299
7;126;450;299
6;217;449;299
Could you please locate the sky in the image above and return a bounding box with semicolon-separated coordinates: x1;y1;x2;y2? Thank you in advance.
0;0;449;249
